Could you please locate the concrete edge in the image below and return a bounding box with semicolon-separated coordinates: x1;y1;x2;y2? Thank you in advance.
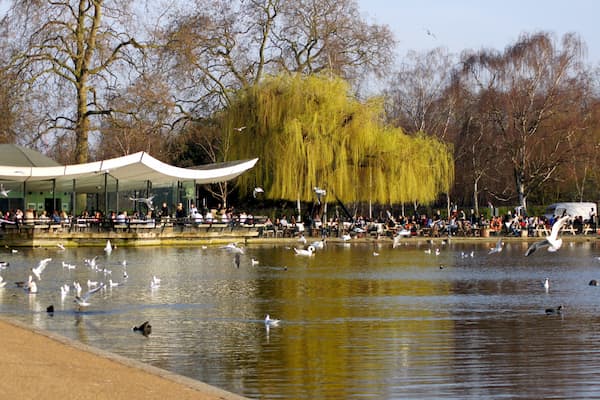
0;316;249;400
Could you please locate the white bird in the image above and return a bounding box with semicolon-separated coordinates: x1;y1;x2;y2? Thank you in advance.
0;184;11;197
150;275;161;289
128;195;155;210
341;234;352;241
252;187;264;198
543;277;550;291
62;261;76;270
234;126;247;132
435;248;441;256
294;245;315;256
298;234;307;244
265;314;280;326
488;237;504;254
123;270;128;279
31;258;52;280
27;280;38;294
108;279;119;287
60;284;69;298
392;234;402;249
251;258;260;266
0;275;6;288
525;215;570;256
73;281;82;296
313;187;326;204
373;252;379;256
87;279;99;288
57;243;65;250
74;283;105;309
424;248;432;254
104;240;112;254
311;240;325;250
222;242;245;254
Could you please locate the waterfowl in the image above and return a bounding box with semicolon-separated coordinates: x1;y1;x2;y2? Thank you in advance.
133;321;152;336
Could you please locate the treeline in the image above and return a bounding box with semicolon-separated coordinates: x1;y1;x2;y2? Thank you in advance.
0;1;597;214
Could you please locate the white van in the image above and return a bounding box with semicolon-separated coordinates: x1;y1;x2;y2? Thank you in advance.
544;202;597;222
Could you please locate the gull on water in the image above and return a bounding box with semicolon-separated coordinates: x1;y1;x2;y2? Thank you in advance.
265;314;280;326
0;276;6;288
543;277;550;291
150;275;161;289
32;258;52;280
251;258;260;266
311;240;325;250
525;215;570;256
104;240;113;254
294;246;315;256
57;243;65;250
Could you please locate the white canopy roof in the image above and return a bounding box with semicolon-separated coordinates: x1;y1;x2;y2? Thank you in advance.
0;151;258;193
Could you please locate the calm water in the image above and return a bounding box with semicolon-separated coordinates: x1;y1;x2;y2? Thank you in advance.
2;238;600;399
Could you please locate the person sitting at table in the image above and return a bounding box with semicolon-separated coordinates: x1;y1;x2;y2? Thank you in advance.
192;209;203;224
116;210;128;224
51;209;61;223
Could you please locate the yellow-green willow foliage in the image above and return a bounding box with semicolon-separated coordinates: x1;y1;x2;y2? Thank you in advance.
226;74;454;204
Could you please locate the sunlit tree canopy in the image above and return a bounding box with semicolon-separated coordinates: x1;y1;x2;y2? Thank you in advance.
226;74;454;204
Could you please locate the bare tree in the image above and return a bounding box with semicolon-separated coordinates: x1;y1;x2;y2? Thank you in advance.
460;31;590;211
2;0;145;163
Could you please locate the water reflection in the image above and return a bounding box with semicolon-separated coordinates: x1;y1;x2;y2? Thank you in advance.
1;240;600;398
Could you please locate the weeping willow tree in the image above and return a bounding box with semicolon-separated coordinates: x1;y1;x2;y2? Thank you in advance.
226;74;454;204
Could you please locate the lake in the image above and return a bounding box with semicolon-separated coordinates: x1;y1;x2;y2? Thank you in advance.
1;238;600;399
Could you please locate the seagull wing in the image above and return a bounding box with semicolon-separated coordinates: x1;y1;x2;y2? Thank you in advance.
549;216;569;240
81;282;105;302
525;239;550;256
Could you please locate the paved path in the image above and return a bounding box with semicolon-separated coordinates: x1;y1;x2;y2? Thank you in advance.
0;318;248;400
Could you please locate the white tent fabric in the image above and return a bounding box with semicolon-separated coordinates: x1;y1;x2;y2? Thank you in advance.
0;152;259;193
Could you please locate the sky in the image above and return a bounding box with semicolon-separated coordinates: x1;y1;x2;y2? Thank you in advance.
356;0;600;66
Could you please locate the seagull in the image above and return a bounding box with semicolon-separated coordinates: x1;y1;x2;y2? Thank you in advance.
57;243;65;251
543;277;550;291
87;279;99;288
128;195;155;210
104;240;112;254
108;279;119;287
294;245;315;256
222;242;245;254
233;126;246;132
150;275;161;289
0;276;6;288
424;28;437;39
310;240;325;250
313;187;326;204
32;258;52;280
252;187;264;198
0;184;11;197
298;234;307;244
74;283;105;309
392;234;402;249
373;252;379;256
341;234;352;241
27;280;38;294
525;215;570;256
424;248;432;254
488;237;504;254
265;314;280;326
251;258;259;266
61;261;76;270
133;321;152;336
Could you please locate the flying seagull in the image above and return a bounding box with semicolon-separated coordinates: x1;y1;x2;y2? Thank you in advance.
264;314;280;326
488;237;504;254
129;195;155;210
0;184;11;198
253;187;264;198
74;282;105;309
525;215;570;256
234;126;246;132
313;187;326;204
31;258;52;281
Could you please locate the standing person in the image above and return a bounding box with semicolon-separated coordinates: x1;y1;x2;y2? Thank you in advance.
175;202;186;228
589;207;597;232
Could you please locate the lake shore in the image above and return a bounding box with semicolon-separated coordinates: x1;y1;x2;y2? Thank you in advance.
0;317;249;400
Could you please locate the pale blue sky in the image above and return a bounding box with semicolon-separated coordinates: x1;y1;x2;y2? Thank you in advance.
357;0;600;65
